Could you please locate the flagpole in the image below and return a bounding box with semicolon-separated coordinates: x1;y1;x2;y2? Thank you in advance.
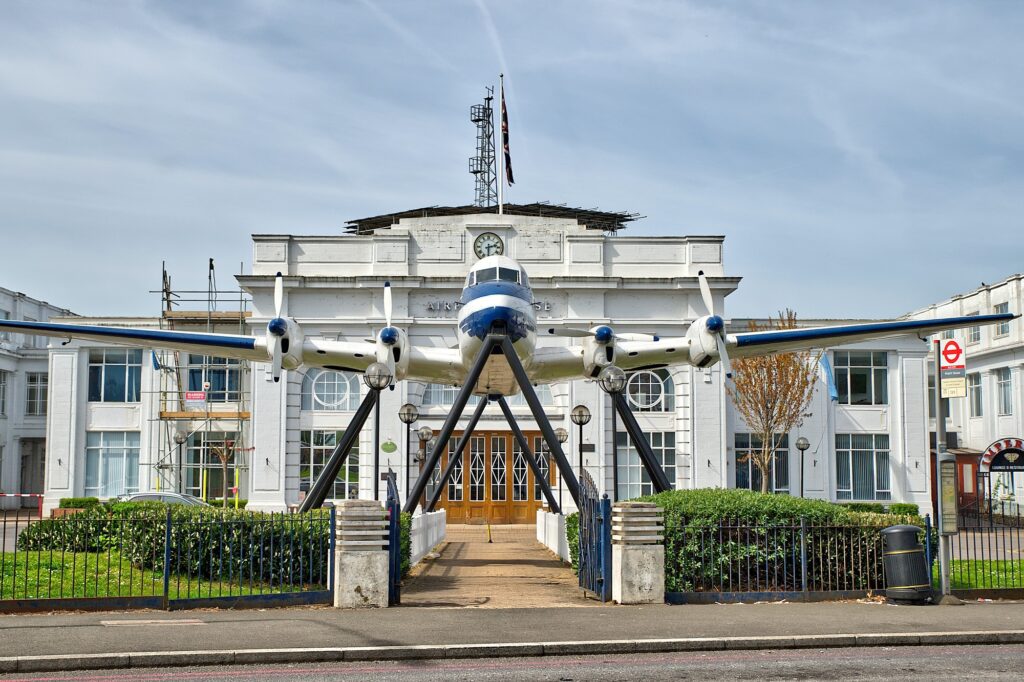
498;73;504;216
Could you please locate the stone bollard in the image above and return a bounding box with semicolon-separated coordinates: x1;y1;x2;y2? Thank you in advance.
611;501;665;605
334;499;390;608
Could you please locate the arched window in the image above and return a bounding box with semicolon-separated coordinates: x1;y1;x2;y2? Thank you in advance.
421;383;554;407
301;369;361;411
625;369;675;413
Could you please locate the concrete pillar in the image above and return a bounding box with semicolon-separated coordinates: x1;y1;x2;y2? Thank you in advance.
334;499;390;608
611;501;665;604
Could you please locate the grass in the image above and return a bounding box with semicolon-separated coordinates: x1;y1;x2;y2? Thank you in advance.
0;551;325;601
934;559;1024;590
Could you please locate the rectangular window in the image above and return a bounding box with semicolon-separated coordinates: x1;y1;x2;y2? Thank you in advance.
995;303;1010;336
0;371;7;415
927;372;950;421
734;433;790;494
833;351;888;405
84;431;140;498
941;329;955;340
88;349;142;403
0;309;9;341
298;430;359;501
996;368;1013;416
188;355;242;402
966;312;981;344
446;437;465;502
490;436;507;501
533;436;551;502
25;372;47;416
835;433;890;501
616;430;676;500
968;373;983;418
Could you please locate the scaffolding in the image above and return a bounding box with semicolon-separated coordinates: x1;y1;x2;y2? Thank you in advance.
148;260;253;503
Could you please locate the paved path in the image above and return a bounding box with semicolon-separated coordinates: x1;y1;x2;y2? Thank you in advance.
400;524;595;608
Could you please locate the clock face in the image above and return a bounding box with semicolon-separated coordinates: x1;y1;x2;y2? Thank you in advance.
474;232;504;259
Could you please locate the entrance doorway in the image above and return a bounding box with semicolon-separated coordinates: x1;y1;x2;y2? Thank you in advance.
19;439;45;508
435;430;556;524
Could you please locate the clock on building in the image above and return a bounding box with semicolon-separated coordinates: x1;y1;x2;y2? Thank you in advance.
473;232;504;259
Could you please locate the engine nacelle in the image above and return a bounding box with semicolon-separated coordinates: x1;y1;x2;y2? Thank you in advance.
581;326;616;378
375;326;410;381
278;318;304;370
686;315;720;368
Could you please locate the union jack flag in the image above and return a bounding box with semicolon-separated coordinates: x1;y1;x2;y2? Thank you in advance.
501;81;514;185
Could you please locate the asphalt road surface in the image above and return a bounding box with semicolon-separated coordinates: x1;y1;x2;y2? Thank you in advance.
2;645;1023;681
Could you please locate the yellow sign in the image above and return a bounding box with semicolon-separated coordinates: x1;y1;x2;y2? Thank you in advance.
939;460;958;534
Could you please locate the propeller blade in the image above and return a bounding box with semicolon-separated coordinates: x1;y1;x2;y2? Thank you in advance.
715;333;733;379
268;337;283;383
274;272;284;319
546;327;595;338
383;281;392;328
697;270;716;317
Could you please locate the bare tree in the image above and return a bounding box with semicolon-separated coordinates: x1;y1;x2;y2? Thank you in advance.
727;310;819;494
210;440;235;508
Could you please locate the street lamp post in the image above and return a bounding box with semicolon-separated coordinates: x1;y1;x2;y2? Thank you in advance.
416;425;434;511
597;366;628;500
570;405;591;480
363;363;393;501
796;436;810;498
173;431;188;494
398;403;419;503
554;427;568;509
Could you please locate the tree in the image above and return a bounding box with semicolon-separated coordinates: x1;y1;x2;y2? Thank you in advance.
209;440;235;508
727;310;819;494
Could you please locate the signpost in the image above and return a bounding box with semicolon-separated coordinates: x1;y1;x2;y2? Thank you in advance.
934;336;966;598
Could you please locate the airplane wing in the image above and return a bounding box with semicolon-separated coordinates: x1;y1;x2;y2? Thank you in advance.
728;313;1017;359
0;319;269;362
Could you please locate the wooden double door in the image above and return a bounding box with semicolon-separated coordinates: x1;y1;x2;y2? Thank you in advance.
437;430;557;524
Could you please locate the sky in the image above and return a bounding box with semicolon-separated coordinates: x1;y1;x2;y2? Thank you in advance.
1;0;1022;319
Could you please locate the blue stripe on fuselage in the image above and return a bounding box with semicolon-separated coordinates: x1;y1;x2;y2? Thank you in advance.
459;306;534;342
461;281;532;304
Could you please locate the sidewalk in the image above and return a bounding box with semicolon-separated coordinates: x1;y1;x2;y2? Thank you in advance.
1;600;1023;672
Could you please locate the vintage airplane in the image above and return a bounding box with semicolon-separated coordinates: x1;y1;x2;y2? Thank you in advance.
0;254;1017;393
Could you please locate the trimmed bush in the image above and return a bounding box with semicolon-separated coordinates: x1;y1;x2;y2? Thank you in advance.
889;503;920;516
207;499;249;509
58;497;101;509
399;512;412;577
565;512;579;573
840;502;886;514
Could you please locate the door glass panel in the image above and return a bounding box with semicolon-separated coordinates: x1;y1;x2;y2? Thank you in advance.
469;436;485;501
512;440;528;501
447;437;464;502
491;436;507;501
534;436;551;501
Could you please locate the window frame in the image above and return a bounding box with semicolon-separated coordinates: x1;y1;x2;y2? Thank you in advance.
88;348;143;403
996;367;1013;416
299;429;360;500
183;431;241;500
835;433;891;501
967;372;983;418
994;303;1010;337
187;355;243;403
301;368;361;411
84;431;141;498
734;433;790;494
616;430;676;500
25;372;47;416
833;351;888;406
966;312;981;345
625;369;676;413
0;370;7;415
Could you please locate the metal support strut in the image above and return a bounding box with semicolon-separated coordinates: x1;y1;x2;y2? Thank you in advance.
611;391;672;493
299;389;379;512
496;396;561;514
425;396;489;512
404;336;499;513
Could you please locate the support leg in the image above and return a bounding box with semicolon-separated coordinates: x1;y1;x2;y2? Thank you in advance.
403;336;498;513
612;392;672;493
425;396;488;512
299;389;379;511
498;336;580;508
496;396;560;514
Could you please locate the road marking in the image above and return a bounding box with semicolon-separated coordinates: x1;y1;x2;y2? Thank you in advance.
100;619;205;627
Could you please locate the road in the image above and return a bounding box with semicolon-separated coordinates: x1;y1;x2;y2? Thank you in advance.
2;645;1022;681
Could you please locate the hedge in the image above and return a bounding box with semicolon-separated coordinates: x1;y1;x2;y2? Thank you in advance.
58;497;101;509
840;502;886;514
889;503;920;516
207;499;249;509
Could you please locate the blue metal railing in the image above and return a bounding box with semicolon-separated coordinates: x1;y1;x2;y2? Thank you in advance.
577;471;611;602
1;507;334;613
385;470;401;606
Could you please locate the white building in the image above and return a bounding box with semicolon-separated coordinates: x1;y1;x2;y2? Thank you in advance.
36;207;998;518
0;286;74;510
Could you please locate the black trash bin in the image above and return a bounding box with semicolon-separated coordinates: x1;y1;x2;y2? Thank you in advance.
881;525;932;603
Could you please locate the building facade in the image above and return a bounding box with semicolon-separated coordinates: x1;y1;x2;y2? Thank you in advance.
37;211;1005;518
0;286;74;510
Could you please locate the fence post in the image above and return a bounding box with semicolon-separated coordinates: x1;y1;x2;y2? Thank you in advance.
611;501;664;604
799;517;808;596
162;507;172;607
329;506;337;594
924;514;933;587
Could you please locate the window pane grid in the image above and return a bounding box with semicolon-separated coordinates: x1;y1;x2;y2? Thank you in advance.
835;433;890;501
299;429;359;500
833;351;888;406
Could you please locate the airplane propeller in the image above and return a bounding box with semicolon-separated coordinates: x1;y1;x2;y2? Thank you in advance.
266;272;288;383
697;270;732;379
374;282;400;387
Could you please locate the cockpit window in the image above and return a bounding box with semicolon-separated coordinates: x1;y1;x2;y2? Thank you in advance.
498;267;520;283
519;269;529;288
466;273;475;287
476;267;498;283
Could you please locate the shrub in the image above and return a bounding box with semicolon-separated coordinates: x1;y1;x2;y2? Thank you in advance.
840;502;886;514
565;512;579;573
399;512;412;577
207;499;249;509
889;503;920;516
58;497;101;509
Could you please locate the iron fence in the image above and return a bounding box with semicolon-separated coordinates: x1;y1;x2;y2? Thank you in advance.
947;505;1024;591
1;507;334;612
665;518;889;601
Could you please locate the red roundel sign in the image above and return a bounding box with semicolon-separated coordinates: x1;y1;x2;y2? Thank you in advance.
941;340;964;369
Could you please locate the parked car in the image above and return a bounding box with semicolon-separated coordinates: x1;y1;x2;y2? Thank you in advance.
117;492;211;507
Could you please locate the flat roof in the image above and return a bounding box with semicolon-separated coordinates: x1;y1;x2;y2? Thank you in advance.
344;202;641;234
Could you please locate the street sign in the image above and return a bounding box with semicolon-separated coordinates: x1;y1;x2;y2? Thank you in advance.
939;338;966;398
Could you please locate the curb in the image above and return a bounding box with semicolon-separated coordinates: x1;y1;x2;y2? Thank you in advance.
3;630;1024;673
